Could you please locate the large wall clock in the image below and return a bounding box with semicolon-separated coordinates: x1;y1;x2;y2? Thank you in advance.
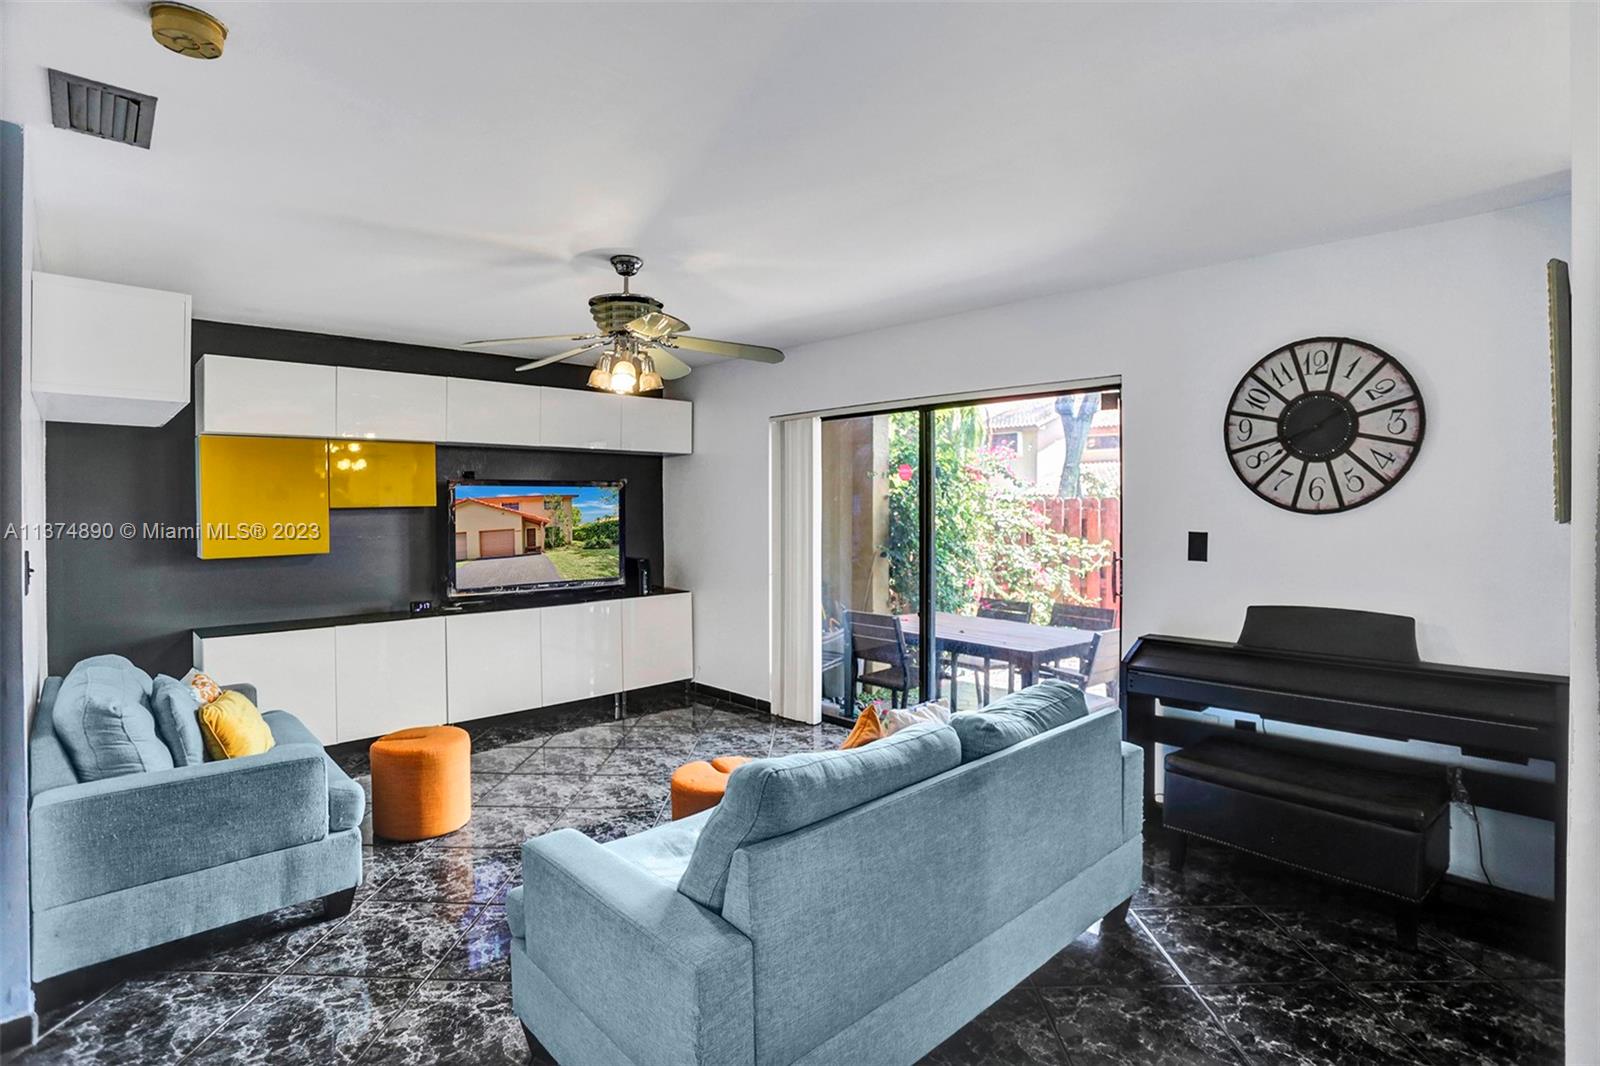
1225;336;1425;513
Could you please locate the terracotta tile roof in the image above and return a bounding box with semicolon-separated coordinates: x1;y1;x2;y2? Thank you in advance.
453;498;551;524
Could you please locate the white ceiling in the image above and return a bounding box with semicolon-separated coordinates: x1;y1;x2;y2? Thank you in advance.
1;1;1571;365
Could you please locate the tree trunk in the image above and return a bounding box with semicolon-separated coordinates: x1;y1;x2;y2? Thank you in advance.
1055;392;1102;498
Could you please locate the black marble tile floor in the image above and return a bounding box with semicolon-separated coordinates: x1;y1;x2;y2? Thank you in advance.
7;692;1564;1065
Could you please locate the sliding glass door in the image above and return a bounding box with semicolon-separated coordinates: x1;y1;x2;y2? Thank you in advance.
820;387;1120;723
931;393;1121;711
819;410;921;719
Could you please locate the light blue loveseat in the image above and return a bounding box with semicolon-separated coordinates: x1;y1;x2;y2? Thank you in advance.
509;691;1143;1066
28;655;364;980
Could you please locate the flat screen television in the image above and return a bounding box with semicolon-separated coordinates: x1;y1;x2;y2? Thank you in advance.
444;479;625;597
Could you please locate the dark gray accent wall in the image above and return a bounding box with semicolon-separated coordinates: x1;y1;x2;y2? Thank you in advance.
45;321;666;678
1;121;34;1035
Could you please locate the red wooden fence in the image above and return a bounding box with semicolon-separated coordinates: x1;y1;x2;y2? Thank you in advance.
1030;496;1120;622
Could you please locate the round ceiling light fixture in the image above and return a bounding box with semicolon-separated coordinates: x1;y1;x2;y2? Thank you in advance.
149;3;228;60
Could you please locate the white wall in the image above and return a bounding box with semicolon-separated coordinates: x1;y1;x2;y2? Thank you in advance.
670;198;1572;700
1564;3;1598;1060
668;198;1571;894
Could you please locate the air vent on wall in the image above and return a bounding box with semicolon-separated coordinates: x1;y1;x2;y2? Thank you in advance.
47;69;157;149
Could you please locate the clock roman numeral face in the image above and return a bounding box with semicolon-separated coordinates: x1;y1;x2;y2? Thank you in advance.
1224;337;1424;513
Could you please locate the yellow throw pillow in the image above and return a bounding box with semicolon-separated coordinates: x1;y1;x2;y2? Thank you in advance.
840;705;884;749
199;691;276;760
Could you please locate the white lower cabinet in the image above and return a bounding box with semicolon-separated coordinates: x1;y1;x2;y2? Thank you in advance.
446;608;543;723
334;617;448;742
540;600;624;704
622;593;694;690
194;592;687;744
193;627;338;744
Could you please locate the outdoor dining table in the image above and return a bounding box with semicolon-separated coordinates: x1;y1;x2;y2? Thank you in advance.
898;613;1099;697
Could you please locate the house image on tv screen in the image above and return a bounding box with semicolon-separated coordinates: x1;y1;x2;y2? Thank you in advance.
452;485;620;590
454;493;575;561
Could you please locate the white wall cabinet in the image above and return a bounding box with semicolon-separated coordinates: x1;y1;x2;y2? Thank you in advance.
622;396;692;454
32;272;192;426
194;592;688;745
446;608;543;722
540;388;623;451
336;367;448;442
192;627;339;744
193;358;690;454
195;355;337;437
446;377;542;448
540;600;624;704
333;617;448;742
622;593;694;690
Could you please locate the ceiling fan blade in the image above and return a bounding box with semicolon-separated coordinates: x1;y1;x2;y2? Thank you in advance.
627;312;690;339
645;346;693;380
666;335;784;364
462;332;600;348
514;341;606;372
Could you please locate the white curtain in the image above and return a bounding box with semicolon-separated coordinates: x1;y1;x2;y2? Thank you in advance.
769;417;822;724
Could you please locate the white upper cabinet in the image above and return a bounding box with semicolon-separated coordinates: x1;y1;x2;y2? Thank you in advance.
31;272;192;426
445;377;542;447
540;388;623;451
622;592;694;690
336;366;447;441
621;396;692;455
189;356;691;454
196;355;337;437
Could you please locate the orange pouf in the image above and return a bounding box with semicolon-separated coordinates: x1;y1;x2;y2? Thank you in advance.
370;725;472;842
669;756;751;820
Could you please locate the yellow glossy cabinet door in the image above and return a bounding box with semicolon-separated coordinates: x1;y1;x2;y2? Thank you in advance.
196;435;330;558
328;441;435;508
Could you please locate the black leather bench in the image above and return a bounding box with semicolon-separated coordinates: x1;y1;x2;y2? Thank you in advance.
1163;734;1451;948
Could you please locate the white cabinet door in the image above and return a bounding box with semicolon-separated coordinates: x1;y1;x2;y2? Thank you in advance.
540;600;623;704
195;355;338;437
445;377;542;447
334;617;448;741
193;627;339;744
539;388;623;450
336;367;448;442
446;608;543;722
622;592;694;690
620;397;692;454
31;272;191;427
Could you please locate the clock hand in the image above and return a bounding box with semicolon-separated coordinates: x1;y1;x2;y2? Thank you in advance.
1287;408;1348;448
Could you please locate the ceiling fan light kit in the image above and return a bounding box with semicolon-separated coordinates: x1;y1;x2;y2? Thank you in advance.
465;254;784;395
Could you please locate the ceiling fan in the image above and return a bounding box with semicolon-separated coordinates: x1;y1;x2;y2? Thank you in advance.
463;254;783;395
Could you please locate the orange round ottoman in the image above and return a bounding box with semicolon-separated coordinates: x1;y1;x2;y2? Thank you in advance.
370;725;472;841
670;756;751;820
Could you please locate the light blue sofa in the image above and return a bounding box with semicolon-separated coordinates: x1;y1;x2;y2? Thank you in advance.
28;656;364;980
508;694;1143;1066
